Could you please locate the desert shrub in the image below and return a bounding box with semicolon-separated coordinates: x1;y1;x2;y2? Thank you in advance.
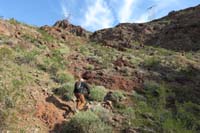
36;55;65;75
130;101;162;131
132;90;146;101
78;46;91;56
106;91;127;109
0;108;18;131
53;82;74;101
90;86;107;102
12;79;24;89
0;47;13;61
143;57;160;68
23;50;38;62
131;41;140;46
91;105;113;124
57;46;70;55
120;107;136;117
133;81;199;132
120;107;136;126
53;72;74;84
162;118;193;133
176;102;200;131
0;109;8;129
112;90;125;102
37;29;55;42
21;34;38;43
15;50;39;64
62;111;112;133
4;96;15;108
9;18;20;25
143;81;166;109
85;63;95;70
37;43;47;49
130;56;143;66
51;49;67;69
38;57;59;74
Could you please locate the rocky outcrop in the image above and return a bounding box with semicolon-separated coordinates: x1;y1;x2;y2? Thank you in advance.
53;19;91;38
41;19;91;40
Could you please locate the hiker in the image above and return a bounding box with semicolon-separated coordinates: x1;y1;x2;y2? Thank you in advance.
74;76;90;110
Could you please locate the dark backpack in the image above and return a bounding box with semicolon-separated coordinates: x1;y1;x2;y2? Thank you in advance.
77;82;88;94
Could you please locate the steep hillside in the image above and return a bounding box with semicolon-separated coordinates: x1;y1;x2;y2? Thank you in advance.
91;5;200;51
0;5;200;133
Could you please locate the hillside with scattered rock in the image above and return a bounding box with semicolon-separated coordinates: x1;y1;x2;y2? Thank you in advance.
91;5;200;51
0;5;200;133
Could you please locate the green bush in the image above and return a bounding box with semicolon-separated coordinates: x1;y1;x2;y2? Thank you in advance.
143;81;166;109
62;111;112;133
36;53;66;75
132;90;146;101
176;102;200;131
54;72;74;84
120;107;136;126
162;118;193;133
39;57;59;74
143;57;160;68
90;86;107;102
21;34;38;43
0;109;8;129
86;64;95;70
15;50;39;64
9;18;20;25
91;105;113;124
0;47;13;61
51;49;67;69
53;82;74;101
37;29;55;42
112;90;125;102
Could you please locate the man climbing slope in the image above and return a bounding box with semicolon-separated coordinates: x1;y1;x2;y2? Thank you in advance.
74;76;90;110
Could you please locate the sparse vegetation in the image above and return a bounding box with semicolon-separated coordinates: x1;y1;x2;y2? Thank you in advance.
62;111;112;133
53;71;74;84
53;82;74;101
37;29;55;42
112;90;125;102
9;18;20;25
0;5;200;132
143;56;161;68
90;86;107;102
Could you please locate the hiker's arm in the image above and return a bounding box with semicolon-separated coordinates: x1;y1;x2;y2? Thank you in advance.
84;83;90;94
73;82;77;93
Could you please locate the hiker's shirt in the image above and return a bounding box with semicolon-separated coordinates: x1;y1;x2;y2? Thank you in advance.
74;81;90;94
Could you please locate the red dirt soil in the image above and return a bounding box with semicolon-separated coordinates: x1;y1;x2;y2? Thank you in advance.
82;71;143;91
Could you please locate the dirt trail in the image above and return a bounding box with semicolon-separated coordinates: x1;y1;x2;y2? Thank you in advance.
30;86;75;132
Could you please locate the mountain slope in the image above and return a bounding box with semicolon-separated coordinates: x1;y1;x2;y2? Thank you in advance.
90;5;200;51
0;4;200;133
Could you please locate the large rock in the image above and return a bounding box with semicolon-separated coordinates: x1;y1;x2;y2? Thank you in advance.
54;19;91;38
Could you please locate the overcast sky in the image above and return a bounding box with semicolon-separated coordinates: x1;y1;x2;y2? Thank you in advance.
0;0;199;31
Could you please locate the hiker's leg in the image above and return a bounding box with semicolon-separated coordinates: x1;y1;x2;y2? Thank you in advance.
75;93;82;110
76;99;81;110
79;94;86;110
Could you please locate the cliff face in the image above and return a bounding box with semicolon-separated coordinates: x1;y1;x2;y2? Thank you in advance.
90;5;200;51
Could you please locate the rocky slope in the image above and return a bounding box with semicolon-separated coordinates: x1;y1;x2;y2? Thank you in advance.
90;5;200;51
0;4;200;133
